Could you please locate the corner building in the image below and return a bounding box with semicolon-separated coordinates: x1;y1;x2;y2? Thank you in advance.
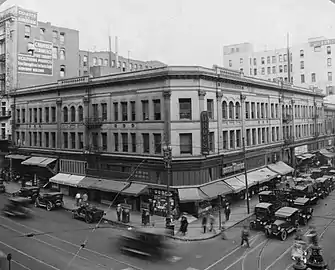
9;66;332;216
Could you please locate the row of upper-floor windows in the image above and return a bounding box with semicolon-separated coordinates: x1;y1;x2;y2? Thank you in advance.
24;26;65;44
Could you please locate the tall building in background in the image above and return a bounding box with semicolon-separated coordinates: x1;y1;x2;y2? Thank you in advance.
223;37;335;96
0;5;79;150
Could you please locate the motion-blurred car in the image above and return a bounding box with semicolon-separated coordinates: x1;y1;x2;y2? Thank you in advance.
12;186;40;203
72;204;105;223
2;197;32;218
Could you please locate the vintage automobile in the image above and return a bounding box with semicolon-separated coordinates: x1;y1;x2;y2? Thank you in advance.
264;207;300;241
292;197;313;225
315;177;331;198
249;202;276;230
34;192;64;211
0;178;5;193
290;183;318;205
72;204;105;223
259;190;287;209
12;186;40;203
2;197;32;218
117;227;172;259
273;189;295;207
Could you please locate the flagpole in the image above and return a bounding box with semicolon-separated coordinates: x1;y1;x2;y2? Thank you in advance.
287;33;291;84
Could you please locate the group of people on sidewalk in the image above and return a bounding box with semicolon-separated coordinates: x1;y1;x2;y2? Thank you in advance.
75;192;88;206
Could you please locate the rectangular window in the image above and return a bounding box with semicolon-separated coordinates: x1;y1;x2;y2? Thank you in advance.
272;127;275;142
22;109;25;123
312;73;316;82
327;46;332;55
253;58;257;65
284;65;287;72
179;98;192;119
33;132;37;146
301;74;305;83
70;132;76;149
267;67;271;74
251;102;255;119
101;133;107;151
52;30;58;43
16;109;20;123
113;102;118;121
78;132;83;149
261;103;264;118
279;65;283;73
51;132;56;148
33;108;37;122
254;68;257;75
261;57;265;64
39;108;42;122
222;131;228;149
28;132;32;146
252;128;256;145
21;132;25;145
154;133;162;154
142;100;149;120
130;101;136;121
300;61;304;69
209;132;215;151
229;130;234;148
63;132;68;148
142;133;149;153
261;67;265;75
240;58;243;64
122;133;128;152
261;128;265;143
114;133;119;151
60;32;65;44
92;104;98;118
283;54;287;62
121;102;128;121
246;129;251;146
52;46;58;59
276;127;279;141
24;25;31;38
45;107;49;123
272;66;276;74
180;133;192;154
101;103;107;121
51;107;56;122
328;72;332;81
236;130;241;147
327;58;332;67
131;133;136;152
92;132;98;148
279;55;283;62
267;56;270;64
38;132;42;147
272;56;276;63
153;99;161;120
207;99;214;119
271;103;274;118
245;102;250;119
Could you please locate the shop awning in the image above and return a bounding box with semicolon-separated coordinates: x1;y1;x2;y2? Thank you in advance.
319;149;335;158
178;188;209;203
199;181;234;199
223;177;245;193
236;168;278;186
302;153;315;159
78;177;129;193
267;161;294;175
296;155;308;160
49;173;84;187
121;183;148;196
21;157;57;167
5;154;29;160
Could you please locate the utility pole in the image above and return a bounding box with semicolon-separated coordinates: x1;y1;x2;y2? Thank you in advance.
163;144;172;229
242;137;250;214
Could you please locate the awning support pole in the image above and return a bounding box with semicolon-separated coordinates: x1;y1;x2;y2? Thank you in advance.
243;137;250;214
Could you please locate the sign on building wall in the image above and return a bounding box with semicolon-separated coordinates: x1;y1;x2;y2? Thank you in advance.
222;162;245;175
295;145;308;156
4;20;11;91
309;39;335;47
17;7;37;26
17;40;53;75
200;111;209;155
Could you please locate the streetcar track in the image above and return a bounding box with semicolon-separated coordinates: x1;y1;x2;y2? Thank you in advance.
0;215;144;270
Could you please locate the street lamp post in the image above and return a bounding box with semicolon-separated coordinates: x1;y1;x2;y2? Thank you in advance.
163;144;172;228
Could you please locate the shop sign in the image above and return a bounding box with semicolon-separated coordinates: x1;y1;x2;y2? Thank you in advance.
17;7;37;26
200;111;209;155
222;162;245;175
5;20;11;91
309;39;335;47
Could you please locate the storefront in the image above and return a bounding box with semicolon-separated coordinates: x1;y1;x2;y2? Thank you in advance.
318;149;335;166
121;182;148;212
4;154;29;180
142;188;177;217
177;187;209;217
49;173;85;196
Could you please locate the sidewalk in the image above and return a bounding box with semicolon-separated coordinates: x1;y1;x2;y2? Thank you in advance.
3;181;256;241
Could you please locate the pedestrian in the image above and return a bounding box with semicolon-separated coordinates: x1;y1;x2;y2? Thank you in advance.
241;225;250;248
224;204;231;221
82;193;88;203
221;221;226;240
116;204;122;222
145;209;150;225
202;215;207;234
75;192;81;206
209;214;215;233
179;216;188;236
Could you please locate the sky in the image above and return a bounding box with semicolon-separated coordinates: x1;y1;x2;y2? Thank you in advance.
1;0;335;67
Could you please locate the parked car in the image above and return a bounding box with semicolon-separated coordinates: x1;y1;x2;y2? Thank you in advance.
292;197;313;225
264;207;300;241
12;186;40;203
0;179;5;193
290;184;318;205
72;204;105;223
315;177;331;198
250;202;276;230
34;192;64;211
2;197;32;218
259;190;288;210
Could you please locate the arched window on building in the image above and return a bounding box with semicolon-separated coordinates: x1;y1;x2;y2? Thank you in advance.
70;106;76;122
78;106;83;122
63;107;68;122
222;101;227;119
228;101;234;119
235;102;240;119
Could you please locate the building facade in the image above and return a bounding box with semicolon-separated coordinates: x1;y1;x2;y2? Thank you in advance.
223;37;335;96
8;65;334;213
0;5;79;146
78;50;165;77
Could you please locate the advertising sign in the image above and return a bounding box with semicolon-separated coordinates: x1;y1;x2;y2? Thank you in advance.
17;40;53;75
200;111;209;155
295;145;308;156
17;7;37;26
4;20;11;91
309;39;335;48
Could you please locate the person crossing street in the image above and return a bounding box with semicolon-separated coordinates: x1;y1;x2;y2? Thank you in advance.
241;225;250;248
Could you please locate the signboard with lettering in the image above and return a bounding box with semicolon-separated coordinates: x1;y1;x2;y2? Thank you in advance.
5;20;11;91
222;162;245;175
17;7;37;26
309;39;335;47
18;40;53;75
200;111;209;155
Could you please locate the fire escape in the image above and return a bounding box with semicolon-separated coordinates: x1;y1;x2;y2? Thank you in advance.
313;100;319;139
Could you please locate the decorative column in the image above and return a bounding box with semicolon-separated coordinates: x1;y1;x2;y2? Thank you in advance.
198;89;206;112
56;98;62;149
291;99;296;168
163;89;171;147
83;96;89;148
216;91;223;150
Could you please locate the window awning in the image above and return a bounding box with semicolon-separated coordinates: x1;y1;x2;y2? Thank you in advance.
49;173;84;187
236;167;278;186
5;154;29;160
223;177;245;193
78;177;129;193
21;157;57;167
267;161;294;175
121;183;148;196
178;188;209;203
319;149;335;158
199;181;233;199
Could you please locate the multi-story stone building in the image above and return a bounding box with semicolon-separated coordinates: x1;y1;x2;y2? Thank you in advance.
223;37;335;96
8;65;333;215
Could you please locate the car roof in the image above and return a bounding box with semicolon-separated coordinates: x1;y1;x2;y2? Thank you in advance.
259;191;273;195
41;192;63;196
275;207;299;217
316;177;327;182
8;197;30;203
22;186;39;190
293;185;308;190
256;202;272;209
293;197;310;205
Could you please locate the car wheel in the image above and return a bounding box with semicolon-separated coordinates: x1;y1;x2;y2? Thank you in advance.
85;214;93;223
265;229;271;238
34;198;40;208
280;230;287;241
46;202;53;211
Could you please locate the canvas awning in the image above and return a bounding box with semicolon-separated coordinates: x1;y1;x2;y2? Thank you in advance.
302;153;314;159
223;177;245;193
319;149;335;158
121;183;148;196
78;177;129;193
236;167;278;186
49;173;84;187
178;188;209;203
22;157;57;167
199;180;234;199
267;161;294;175
5;154;29;160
